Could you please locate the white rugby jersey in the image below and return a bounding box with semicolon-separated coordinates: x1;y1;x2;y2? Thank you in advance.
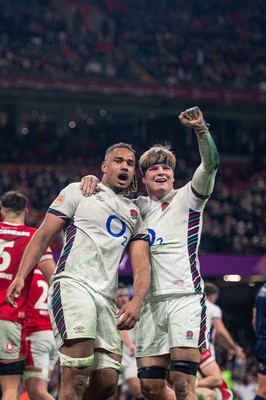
134;182;209;297
206;299;222;355
48;183;148;299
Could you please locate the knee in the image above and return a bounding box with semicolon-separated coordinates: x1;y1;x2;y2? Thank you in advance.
138;365;168;399
140;379;164;399
60;353;94;395
101;379;118;398
173;378;190;399
26;386;38;400
128;379;142;397
62;366;90;395
27;390;46;400
258;387;266;398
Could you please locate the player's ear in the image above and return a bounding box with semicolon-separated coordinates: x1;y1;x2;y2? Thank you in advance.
101;161;107;174
0;210;5;220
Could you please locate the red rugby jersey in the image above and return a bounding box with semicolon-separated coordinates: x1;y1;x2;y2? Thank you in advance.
0;221;53;323
25;267;52;335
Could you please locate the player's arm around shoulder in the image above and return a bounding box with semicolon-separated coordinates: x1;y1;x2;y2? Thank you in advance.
79;175;100;197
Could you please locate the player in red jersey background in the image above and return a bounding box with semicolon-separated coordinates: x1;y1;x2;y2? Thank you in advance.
196;349;233;400
23;267;59;400
0;190;55;400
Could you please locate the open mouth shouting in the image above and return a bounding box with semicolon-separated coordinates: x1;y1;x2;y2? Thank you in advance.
118;173;128;183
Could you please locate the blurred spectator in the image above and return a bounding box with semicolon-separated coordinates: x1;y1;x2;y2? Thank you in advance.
0;0;265;88
0;154;265;255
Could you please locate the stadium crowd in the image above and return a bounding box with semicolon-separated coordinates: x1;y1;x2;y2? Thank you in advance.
0;0;265;88
0;148;265;255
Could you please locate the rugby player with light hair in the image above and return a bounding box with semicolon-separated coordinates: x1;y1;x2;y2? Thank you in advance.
80;106;220;400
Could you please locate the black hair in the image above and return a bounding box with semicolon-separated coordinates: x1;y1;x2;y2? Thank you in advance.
1;190;28;214
204;282;220;296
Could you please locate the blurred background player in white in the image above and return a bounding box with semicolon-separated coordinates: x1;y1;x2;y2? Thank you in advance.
7;143;151;400
0;190;55;400
114;283;145;400
204;282;245;361
252;283;266;400
23;267;59;400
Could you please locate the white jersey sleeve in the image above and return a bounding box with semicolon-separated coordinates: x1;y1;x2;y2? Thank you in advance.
48;183;82;220
206;299;222;352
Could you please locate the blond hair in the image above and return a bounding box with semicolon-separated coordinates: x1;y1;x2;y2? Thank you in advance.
139;144;176;175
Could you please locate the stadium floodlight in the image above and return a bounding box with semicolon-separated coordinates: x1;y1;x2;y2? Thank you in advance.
223;274;241;282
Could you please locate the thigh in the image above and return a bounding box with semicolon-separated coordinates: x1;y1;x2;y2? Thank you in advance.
123;353;137;381
60;338;94;359
170;347;201;363
49;333;60;372
26;331;51;367
255;339;266;373
95;294;122;356
0;320;26;361
0;374;21;394
136;301;169;358
257;372;266;390
24;330;59;380
25;376;50;397
168;293;207;350
137;354;170;369
48;279;98;349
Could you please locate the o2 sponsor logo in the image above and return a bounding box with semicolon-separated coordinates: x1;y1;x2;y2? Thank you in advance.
106;215;127;246
148;229;163;246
